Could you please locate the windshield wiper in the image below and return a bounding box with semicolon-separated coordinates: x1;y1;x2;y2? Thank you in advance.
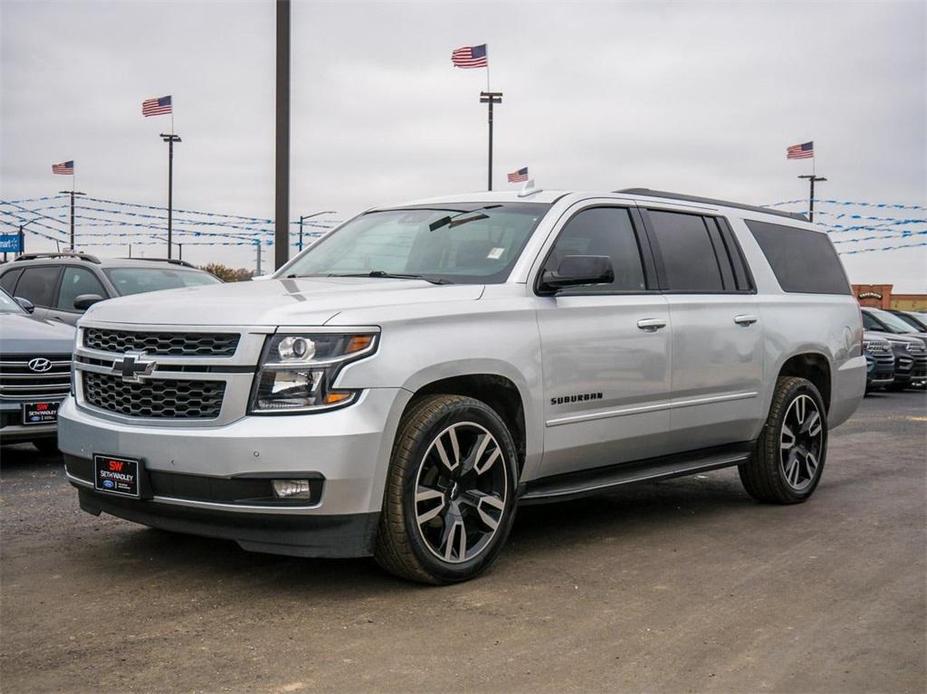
429;205;502;232
328;271;453;285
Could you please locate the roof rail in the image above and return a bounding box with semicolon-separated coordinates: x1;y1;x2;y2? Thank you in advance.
614;188;808;222
116;257;195;268
14;251;102;264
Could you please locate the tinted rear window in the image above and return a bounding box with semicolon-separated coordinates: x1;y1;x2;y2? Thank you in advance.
745;220;850;295
15;266;60;307
647;210;724;292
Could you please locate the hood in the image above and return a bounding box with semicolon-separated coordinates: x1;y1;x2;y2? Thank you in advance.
81;277;485;327
881;332;927;350
0;312;76;354
863;331;891;344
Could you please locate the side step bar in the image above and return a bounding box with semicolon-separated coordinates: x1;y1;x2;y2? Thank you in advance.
520;443;753;505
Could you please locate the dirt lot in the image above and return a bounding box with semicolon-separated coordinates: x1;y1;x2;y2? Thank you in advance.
1;391;924;693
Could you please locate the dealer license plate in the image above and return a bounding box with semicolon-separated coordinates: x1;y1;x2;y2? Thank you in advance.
93;454;141;498
22;401;59;425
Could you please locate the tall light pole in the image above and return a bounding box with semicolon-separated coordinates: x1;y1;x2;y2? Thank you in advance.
57;190;85;249
298;210;336;252
275;0;291;270
798;174;826;222
159;133;182;258
479;91;503;190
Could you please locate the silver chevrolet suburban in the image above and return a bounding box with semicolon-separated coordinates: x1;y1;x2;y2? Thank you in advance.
59;188;866;583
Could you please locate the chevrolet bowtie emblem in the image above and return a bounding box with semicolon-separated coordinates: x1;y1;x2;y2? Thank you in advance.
112;351;156;383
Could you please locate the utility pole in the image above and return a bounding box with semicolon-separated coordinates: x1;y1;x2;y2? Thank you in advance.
275;0;291;269
297;210;335;252
798;174;826;222
479;91;503;191
159;133;181;258
57;190;85;249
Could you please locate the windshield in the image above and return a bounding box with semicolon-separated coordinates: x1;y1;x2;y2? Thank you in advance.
866;308;918;334
104;267;220;296
893;311;927;331
281;203;550;284
0;288;25;315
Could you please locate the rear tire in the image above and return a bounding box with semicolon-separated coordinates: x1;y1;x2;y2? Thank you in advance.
375;394;519;584
739;376;827;504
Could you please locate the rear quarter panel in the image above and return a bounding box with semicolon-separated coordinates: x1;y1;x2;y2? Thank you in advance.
728;217;865;432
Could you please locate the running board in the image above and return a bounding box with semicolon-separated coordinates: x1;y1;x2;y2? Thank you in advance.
520;443;753;505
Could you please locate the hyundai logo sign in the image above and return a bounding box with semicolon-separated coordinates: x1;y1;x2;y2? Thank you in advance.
27;358;53;373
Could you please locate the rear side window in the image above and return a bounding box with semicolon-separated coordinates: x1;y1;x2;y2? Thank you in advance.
647;210;724;292
0;269;22;295
544;207;646;292
15;266;60;307
745;219;851;295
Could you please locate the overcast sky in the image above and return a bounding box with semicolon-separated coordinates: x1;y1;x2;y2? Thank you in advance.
2;0;925;289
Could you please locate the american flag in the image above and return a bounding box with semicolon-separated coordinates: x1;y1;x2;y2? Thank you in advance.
452;44;488;69
51;160;74;175
507;167;529;183
787;141;814;159
142;95;172;117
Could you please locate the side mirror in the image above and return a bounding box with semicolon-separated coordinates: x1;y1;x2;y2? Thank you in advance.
539;255;614;294
14;297;35;314
73;293;104;311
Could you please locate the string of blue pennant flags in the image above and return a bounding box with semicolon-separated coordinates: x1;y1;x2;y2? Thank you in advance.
831;229;927;245
767;199;927;212
839;240;927;255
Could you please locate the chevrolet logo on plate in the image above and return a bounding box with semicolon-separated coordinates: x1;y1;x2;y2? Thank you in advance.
112;351;156;383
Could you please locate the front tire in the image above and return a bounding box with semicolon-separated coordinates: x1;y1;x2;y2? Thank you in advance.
739;376;828;504
375;394;519;584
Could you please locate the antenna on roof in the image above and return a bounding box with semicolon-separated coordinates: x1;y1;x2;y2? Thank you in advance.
517;179;542;198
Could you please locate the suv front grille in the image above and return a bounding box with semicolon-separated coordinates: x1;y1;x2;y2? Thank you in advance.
863;340;891;355
0;354;72;401
82;372;225;418
83;329;239;357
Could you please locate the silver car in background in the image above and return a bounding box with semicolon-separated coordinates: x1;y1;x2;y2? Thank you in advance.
58;188;866;583
0;288;74;453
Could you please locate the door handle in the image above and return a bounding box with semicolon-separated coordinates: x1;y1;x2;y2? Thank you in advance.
734;314;758;326
637;318;667;331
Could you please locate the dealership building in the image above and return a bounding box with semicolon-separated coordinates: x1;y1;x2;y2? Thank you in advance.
853;284;927;311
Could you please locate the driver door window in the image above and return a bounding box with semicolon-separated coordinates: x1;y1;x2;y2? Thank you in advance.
47;267;108;324
543;207;646;293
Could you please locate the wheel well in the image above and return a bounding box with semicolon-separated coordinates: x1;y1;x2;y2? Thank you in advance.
778;353;832;411
409;375;527;471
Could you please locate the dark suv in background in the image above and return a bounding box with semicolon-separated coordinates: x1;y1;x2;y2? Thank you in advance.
862;308;927;389
0;253;220;325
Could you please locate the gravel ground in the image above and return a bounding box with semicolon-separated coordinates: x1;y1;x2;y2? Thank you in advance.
1;391;924;693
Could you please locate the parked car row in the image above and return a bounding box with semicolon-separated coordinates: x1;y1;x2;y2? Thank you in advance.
0;254;220;451
861;307;927;392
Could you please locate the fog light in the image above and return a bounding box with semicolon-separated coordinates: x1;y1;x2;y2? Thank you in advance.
272;479;313;500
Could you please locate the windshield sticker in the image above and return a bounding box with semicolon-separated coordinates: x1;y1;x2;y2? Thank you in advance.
487;247;505;260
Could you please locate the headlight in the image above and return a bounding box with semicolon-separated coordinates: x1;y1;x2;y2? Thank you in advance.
249;331;378;414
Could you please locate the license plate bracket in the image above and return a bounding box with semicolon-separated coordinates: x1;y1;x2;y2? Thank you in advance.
93;454;141;498
22;401;59;425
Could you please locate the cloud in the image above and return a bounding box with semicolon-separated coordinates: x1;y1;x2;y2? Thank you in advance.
1;0;924;287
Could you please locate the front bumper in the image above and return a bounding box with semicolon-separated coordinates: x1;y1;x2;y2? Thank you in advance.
0;401;62;443
58;387;410;557
75;487;379;558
